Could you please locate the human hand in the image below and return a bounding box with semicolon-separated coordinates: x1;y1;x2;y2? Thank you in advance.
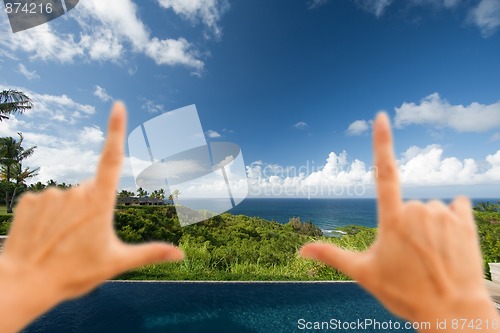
0;102;184;333
300;113;499;331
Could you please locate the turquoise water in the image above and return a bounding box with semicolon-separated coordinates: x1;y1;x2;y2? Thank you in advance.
24;282;415;333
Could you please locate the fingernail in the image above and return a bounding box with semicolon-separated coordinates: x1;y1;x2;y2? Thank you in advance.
376;112;390;131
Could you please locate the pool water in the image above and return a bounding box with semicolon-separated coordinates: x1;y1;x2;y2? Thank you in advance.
23;282;415;333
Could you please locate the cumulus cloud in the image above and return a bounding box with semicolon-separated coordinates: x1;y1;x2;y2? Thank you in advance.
18;64;40;80
293;121;308;130
245;145;500;197
94;85;112;102
0;114;103;184
469;0;500;37
206;130;221;138
157;0;229;38
0;85;104;184
346;120;371;136
394;93;500;132
79;126;105;145
0;0;208;70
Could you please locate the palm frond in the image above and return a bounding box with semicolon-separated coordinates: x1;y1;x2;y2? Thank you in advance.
0;90;33;120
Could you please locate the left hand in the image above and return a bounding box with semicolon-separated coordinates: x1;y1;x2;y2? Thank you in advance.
1;101;184;303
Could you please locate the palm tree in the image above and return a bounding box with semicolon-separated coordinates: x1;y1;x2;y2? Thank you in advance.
46;179;58;187
0;133;37;213
29;181;46;192
150;189;166;200
0;90;33;121
118;190;135;198
137;187;148;198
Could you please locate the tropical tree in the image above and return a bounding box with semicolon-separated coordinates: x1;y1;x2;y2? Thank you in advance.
29;181;46;192
0;90;33;121
137;187;148;198
0;133;38;213
151;189;165;200
118;189;135;198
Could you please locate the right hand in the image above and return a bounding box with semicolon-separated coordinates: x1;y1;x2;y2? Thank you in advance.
300;113;498;329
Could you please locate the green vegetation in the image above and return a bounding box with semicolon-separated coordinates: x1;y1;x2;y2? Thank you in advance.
115;203;500;281
114;205;376;281
0;200;498;281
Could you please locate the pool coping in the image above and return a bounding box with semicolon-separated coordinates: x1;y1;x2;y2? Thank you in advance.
108;280;357;283
108;280;500;309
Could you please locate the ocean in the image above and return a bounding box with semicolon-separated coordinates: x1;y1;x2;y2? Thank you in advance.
228;198;492;233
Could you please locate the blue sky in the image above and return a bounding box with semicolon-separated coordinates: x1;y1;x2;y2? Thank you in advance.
0;0;499;198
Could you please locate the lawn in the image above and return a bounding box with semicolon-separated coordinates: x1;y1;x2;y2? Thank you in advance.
0;205;12;216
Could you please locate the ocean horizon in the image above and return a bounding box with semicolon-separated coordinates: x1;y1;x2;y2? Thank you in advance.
228;198;496;234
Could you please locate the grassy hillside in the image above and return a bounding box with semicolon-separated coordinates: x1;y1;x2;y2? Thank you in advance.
0;204;498;281
114;206;376;280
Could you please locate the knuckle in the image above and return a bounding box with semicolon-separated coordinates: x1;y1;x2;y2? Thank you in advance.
101;149;122;167
376;162;397;181
404;200;426;217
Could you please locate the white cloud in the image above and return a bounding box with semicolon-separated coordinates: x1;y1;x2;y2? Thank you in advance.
307;0;329;10
399;145;478;185
18;64;40;80
0;84;95;124
346;120;371;136
145;37;203;69
156;0;229;38
0;85;104;184
353;0;500;37
394;93;500;132
141;99;165;114
94;85;112;102
0;116;103;184
0;0;206;70
354;0;393;17
469;0;500;37
206;130;221;138
293;121;308;130
244;145;500;197
79;126;105;145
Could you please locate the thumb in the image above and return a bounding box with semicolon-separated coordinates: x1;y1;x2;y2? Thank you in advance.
116;242;185;272
300;242;365;281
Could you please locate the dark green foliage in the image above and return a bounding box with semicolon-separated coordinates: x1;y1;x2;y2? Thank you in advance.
474;201;500;213
113;207;377;281
0;221;11;235
285;217;323;236
114;206;182;244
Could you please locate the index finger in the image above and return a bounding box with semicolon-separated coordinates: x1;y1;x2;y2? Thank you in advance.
95;102;127;201
373;112;402;224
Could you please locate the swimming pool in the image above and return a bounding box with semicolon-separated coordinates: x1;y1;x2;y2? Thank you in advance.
23;282;415;333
